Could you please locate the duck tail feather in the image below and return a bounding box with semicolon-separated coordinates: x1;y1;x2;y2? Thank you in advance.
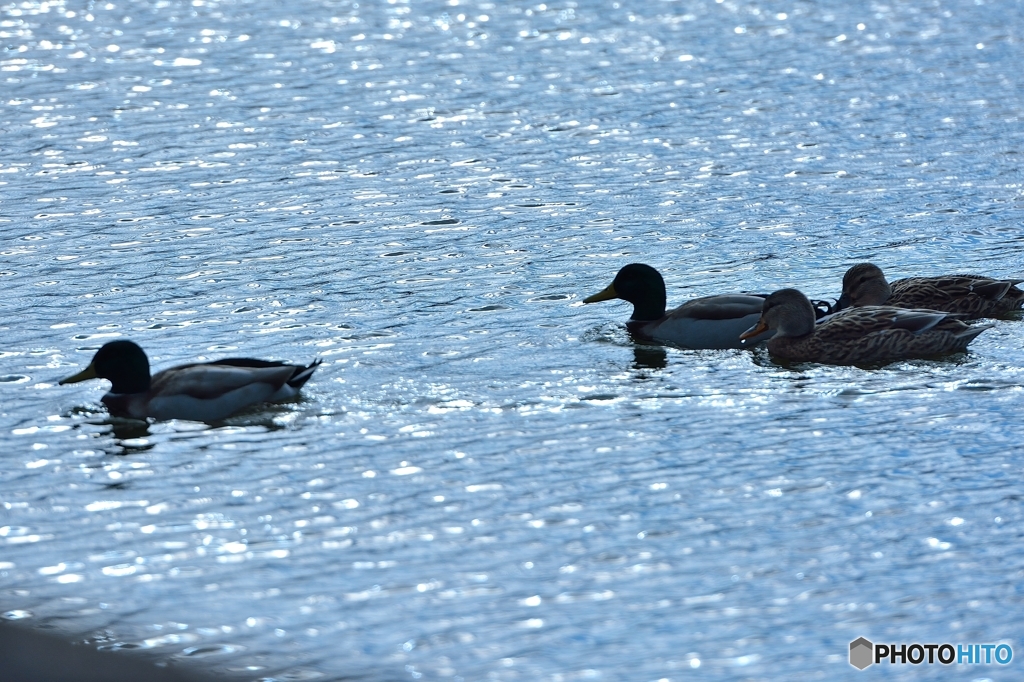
971;281;1011;301
889;309;948;335
809;298;837;319
288;359;322;388
955;323;993;343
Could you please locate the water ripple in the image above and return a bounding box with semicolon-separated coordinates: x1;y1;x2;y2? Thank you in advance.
1;0;1023;680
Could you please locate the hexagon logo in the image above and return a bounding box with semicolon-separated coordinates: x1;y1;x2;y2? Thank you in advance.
849;637;874;670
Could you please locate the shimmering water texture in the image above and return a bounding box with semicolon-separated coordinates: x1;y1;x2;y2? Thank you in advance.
3;0;1024;680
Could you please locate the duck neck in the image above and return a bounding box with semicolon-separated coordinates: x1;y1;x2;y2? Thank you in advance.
109;374;150;394
104;355;151;394
629;298;665;322
776;311;816;339
854;279;891;306
782;320;815;339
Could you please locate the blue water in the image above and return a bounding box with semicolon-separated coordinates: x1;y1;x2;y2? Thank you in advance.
2;0;1023;679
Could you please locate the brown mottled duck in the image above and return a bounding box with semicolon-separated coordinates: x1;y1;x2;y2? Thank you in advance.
740;288;991;365
837;262;1024;319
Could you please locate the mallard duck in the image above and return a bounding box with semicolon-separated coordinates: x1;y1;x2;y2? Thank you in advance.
740;288;991;365
59;340;321;421
837;262;1024;319
582;263;777;349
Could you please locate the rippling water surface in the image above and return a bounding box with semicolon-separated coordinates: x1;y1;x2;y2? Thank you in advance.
2;0;1024;679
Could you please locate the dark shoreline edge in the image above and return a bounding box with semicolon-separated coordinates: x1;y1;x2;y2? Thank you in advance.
0;621;220;682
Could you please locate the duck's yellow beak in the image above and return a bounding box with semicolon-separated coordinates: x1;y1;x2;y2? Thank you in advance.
739;318;770;341
59;362;98;385
583;283;618;304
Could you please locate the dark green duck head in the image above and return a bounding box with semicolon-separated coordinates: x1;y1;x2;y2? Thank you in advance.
59;340;152;394
584;263;667;321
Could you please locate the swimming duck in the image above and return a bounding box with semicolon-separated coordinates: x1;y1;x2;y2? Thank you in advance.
582;263;776;349
739;288;991;365
837;262;1024;319
59;340;321;421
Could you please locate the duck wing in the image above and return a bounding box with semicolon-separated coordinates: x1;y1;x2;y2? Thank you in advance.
779;306;990;365
643;294;769;349
209;357;322;389
890;275;1024;317
817;306;962;338
153;363;296;398
145;363;302;421
939;274;1024;295
669;294;767;321
888;278;958;307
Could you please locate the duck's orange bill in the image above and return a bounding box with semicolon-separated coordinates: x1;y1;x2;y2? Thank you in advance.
739;318;769;341
583;283;617;304
59;362;97;385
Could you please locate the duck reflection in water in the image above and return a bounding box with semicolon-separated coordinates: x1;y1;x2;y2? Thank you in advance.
96;412;288;457
106;418;151;443
631;344;668;371
83;418;155;457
